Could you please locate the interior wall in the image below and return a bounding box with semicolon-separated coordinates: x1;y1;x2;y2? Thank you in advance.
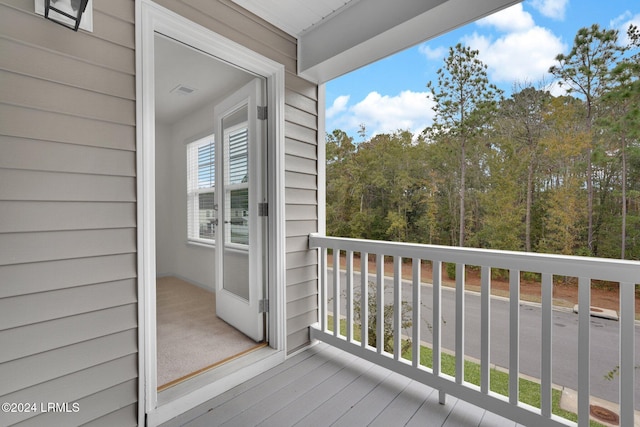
155;100;217;291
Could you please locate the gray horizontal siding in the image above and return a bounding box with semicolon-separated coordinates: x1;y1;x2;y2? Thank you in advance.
0;69;135;125
285;171;317;190
1;354;137;426
0;330;137;396
0;304;137;364
0;169;136;201
14;380;138;427
0;136;136;176
0;0;138;425
0;279;137;330
0;229;136;266
0;104;135;150
0;38;135;100
0;201;136;233
0;254;137;298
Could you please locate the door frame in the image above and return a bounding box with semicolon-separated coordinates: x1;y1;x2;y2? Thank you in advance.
135;1;286;425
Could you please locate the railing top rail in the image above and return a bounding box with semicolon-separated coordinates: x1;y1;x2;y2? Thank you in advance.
309;234;640;284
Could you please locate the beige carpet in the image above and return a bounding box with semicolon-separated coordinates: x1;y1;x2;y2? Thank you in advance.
156;276;262;389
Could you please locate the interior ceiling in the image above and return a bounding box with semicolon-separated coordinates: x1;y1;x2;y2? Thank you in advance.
154;34;254;124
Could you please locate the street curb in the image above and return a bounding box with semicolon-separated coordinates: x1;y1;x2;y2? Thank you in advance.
572;304;619;321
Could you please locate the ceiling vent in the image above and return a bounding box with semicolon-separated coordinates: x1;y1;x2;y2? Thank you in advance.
170;84;196;95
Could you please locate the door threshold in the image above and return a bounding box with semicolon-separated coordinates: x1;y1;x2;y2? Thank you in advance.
149;346;284;426
157;342;268;392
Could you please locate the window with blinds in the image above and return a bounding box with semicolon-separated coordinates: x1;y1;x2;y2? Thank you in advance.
225;127;249;246
187;135;216;244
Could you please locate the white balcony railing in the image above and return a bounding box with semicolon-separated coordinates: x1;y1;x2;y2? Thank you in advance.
309;234;638;427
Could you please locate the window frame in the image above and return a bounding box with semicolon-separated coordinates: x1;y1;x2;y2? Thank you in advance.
186;134;216;246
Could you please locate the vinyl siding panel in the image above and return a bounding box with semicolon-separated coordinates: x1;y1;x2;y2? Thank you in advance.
0;201;136;233
0;254;137;298
0;330;137;396
0;229;136;266
14;380;138;427
286;138;318;160
0;70;135;125
0;136;136;176
0;304;137;364
0;38;135;100
285;171;317;190
0;279;137;330
82;404;138;427
1;354;137;426
286;204;318;221
0;169;136;202
0;0;138;425
0;105;135;150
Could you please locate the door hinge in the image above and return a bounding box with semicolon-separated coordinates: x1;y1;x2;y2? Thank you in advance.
258;202;268;217
259;299;269;313
257;106;267;120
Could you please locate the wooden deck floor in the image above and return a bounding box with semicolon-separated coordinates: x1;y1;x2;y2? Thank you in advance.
160;342;524;427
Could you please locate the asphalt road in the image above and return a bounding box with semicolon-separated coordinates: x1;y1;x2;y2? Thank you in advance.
325;268;640;408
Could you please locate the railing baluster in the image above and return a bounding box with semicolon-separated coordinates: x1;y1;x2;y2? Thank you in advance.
433;260;445;404
578;277;590;426
320;246;327;332
541;273;553;418
412;258;421;368
619;282;634;427
393;256;401;361
361;252;369;348
346;250;354;342
376;253;384;354
333;248;340;337
480;266;490;394
455;263;465;384
509;269;520;405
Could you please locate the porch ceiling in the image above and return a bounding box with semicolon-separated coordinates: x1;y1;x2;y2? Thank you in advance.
232;0;522;83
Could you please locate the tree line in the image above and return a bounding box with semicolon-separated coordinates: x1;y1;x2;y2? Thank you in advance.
326;24;640;259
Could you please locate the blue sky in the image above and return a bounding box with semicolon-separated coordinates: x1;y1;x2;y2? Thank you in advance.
325;0;640;140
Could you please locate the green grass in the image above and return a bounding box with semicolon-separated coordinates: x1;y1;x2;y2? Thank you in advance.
327;316;605;427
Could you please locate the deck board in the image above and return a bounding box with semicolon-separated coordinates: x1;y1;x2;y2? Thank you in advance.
167;343;520;427
332;372;413;426
368;380;436;427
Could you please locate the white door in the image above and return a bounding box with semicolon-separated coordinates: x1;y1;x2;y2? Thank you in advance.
214;78;265;342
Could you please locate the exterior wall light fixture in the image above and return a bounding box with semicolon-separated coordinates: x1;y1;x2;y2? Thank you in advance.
43;0;90;31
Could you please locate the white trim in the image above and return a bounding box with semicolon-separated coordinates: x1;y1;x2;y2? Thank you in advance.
136;0;286;424
317;83;326;236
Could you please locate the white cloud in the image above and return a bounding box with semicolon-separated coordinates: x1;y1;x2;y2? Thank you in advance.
418;44;447;61
326;95;350;118
328;91;436;138
528;0;569;20
463;26;566;83
611;11;640;46
477;3;534;32
463;3;566;84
